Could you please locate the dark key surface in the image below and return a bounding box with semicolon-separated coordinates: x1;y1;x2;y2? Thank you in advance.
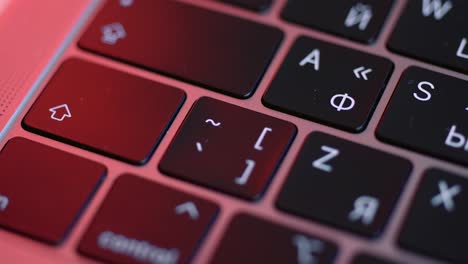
282;0;394;43
388;0;468;73
210;214;337;264
352;254;400;264
377;67;468;166
23;59;185;165
220;0;272;12
160;97;296;200
79;0;282;98
263;36;393;132
277;132;411;237
79;174;218;264
399;169;468;263
0;138;105;244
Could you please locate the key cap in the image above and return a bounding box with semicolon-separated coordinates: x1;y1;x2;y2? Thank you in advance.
79;174;218;264
210;214;337;264
79;0;282;98
399;169;468;263
282;0;394;43
352;254;400;264
23;59;185;165
160;97;296;200
388;0;468;74
263;36;393;132
0;137;105;244
277;132;411;237
220;0;272;12
377;67;468;167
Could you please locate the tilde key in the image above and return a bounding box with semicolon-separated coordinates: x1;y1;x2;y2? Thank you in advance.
263;36;393;132
160;97;296;200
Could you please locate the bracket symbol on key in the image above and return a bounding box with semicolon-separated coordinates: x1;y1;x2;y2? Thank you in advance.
235;159;256;185
254;127;272;151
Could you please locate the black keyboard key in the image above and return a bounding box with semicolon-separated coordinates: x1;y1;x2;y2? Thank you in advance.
79;174;218;264
220;0;272;12
377;67;468;166
210;214;337;264
277;132;411;237
263;36;393;132
79;0;282;98
388;0;468;73
160;97;296;200
399;169;468;263
282;0;394;43
352;254;400;264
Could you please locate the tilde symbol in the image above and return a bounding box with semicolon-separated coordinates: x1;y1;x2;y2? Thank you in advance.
330;93;355;111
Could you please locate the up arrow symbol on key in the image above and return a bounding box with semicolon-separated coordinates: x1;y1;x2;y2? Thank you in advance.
175;201;199;220
49;104;72;122
353;66;373;80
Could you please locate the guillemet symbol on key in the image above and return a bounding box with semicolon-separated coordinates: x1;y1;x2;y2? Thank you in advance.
49;104;72;122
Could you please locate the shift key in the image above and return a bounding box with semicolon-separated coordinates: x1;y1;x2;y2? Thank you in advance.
79;0;283;98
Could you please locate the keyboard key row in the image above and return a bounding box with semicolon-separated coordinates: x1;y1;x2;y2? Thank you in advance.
0;137;465;263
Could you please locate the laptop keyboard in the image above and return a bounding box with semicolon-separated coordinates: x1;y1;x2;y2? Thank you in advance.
0;0;467;263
